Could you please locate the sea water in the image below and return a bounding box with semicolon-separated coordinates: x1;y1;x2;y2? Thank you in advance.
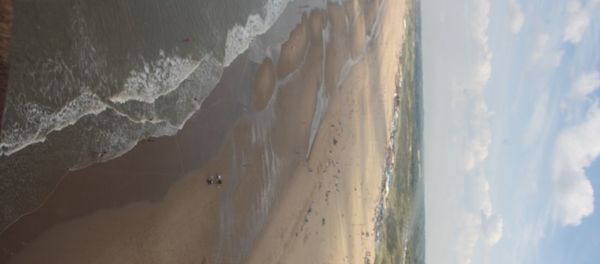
0;0;303;231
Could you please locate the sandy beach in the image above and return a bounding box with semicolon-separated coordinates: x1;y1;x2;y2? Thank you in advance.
247;0;406;262
0;0;406;263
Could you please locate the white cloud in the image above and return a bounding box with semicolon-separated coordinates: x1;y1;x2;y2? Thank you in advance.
456;214;482;264
549;50;565;68
464;99;493;170
461;0;494;172
531;33;564;68
432;0;502;262
465;128;492;171
457;176;504;264
473;0;492;87
484;214;504;246
563;0;599;43
475;59;492;88
509;0;525;33
469;174;494;216
524;93;550;147
553;105;600;226
455;0;501;259
570;71;600;100
531;33;549;63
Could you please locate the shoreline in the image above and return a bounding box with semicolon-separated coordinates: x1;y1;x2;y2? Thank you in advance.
1;3;331;263
246;0;406;263
0;54;255;263
0;0;319;232
0;0;407;263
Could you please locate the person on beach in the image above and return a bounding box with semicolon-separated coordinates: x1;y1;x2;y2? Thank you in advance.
217;174;222;185
206;175;215;185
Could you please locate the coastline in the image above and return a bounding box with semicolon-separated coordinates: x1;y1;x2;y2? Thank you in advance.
375;0;425;261
246;0;406;263
0;0;407;263
0;0;307;232
0;53;254;263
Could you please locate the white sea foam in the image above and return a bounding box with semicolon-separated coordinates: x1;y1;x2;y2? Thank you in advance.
223;0;292;66
91;0;297;163
0;0;293;160
82;54;223;166
110;54;221;127
110;50;200;104
0;91;108;156
0;54;221;158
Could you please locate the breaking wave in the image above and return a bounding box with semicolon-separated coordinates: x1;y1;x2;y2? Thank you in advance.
0;0;292;168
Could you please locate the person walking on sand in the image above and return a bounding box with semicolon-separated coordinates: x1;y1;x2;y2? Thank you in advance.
217;174;223;185
206;175;215;185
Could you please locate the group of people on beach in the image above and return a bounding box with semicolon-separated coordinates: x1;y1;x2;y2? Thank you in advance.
206;174;223;185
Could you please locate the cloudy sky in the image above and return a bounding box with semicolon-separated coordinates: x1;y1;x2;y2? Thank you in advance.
422;0;600;263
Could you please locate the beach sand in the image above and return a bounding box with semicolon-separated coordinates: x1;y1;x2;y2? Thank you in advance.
0;0;406;263
247;0;406;263
254;58;275;111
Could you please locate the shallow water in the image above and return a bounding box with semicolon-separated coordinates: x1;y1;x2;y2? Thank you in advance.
0;0;315;231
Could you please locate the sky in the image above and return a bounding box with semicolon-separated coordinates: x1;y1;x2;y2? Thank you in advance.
422;0;600;263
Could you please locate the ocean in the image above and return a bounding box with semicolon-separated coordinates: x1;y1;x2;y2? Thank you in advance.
0;0;334;231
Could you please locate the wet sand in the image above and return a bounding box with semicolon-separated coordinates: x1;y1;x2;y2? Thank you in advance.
0;55;253;263
0;0;406;263
247;0;406;263
254;58;275;111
